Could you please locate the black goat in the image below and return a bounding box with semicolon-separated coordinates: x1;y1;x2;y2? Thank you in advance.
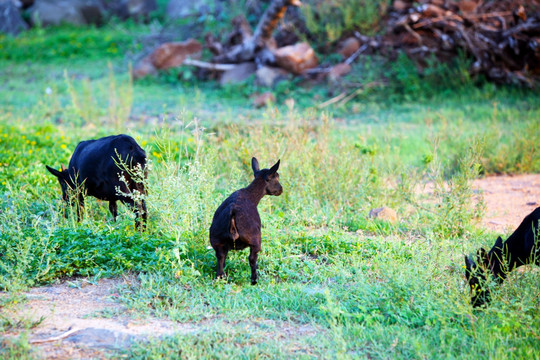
210;157;282;284
46;134;147;229
465;207;540;307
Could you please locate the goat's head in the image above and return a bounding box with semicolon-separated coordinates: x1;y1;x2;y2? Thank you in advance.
251;157;283;196
46;164;75;203
464;236;503;307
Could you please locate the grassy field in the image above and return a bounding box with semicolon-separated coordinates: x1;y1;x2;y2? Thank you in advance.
1;23;540;359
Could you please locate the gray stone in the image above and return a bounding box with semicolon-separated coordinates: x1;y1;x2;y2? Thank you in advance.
255;66;291;87
64;328;137;350
29;0;104;27
0;0;28;36
220;62;257;85
166;0;213;20
368;207;398;223
102;0;157;20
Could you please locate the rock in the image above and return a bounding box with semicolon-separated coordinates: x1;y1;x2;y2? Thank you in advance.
166;0;214;20
421;4;446;18
220;62;257;85
273;42;318;75
369;207;398;223
150;39;203;70
64;328;136;350
328;63;351;81
392;0;409;12
102;0;157;20
132;56;157;79
29;0;104;27
457;0;480;14
255;66;291;87
337;37;360;59
252;92;275;108
0;0;28;36
133;39;202;79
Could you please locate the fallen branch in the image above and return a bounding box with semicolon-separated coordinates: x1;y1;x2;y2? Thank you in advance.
336;82;379;107
182;59;236;71
317;82;380;109
30;327;81;344
316;92;346;108
412;14;464;29
305;43;370;75
344;44;369;65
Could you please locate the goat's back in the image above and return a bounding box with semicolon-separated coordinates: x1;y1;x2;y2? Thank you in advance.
210;191;261;245
68;135;146;199
504;207;540;265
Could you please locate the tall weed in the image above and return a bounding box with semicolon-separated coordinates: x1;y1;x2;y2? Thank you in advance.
303;0;389;42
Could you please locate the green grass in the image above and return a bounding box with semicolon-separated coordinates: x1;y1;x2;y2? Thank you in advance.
1;22;539;359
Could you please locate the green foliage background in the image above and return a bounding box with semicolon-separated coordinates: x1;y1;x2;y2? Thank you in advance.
1;3;540;358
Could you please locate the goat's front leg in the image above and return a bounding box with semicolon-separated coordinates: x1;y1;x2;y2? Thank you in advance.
122;198;146;230
109;200;118;221
249;245;260;285
137;199;147;230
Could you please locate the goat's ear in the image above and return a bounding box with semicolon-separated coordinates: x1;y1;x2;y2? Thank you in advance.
491;236;504;262
464;255;473;269
61;164;67;171
494;236;503;250
477;247;489;266
269;159;280;175
251;157;260;174
46;165;63;178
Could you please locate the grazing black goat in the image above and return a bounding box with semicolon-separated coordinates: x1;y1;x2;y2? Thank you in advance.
210;157;282;284
46;134;147;229
465;207;540;307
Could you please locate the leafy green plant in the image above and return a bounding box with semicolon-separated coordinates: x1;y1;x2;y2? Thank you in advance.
1;16;540;358
302;0;389;43
0;25;136;61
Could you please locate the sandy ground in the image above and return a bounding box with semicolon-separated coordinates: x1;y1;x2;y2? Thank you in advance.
1;174;539;359
473;174;540;233
1;278;319;359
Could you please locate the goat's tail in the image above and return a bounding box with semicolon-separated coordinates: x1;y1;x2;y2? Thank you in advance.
230;210;240;241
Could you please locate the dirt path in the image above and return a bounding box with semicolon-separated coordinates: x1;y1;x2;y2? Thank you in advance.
1;174;539;359
473;174;540;233
1;277;190;359
1;278;319;359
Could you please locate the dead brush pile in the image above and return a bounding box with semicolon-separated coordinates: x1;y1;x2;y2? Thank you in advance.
383;0;540;86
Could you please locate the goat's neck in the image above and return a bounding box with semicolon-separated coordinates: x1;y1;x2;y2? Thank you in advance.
489;238;524;282
243;177;267;206
489;256;508;283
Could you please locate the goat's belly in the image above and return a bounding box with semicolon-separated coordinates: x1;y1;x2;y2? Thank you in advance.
230;238;250;250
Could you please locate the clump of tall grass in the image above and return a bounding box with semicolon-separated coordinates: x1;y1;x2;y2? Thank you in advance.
64;63;133;130
303;0;388;43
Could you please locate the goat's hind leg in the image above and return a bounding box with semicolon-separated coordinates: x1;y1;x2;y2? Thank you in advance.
122;198;146;230
215;245;229;280
109;200;118;221
138;199;147;229
249;245;260;285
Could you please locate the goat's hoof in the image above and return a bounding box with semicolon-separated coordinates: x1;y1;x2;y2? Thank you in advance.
251;280;257;285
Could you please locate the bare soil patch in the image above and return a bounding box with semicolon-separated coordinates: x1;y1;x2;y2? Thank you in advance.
1;277;320;359
473;174;540;233
1;277;188;359
1;174;538;359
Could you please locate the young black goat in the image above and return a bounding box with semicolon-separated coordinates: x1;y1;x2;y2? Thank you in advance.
46;134;147;229
464;207;540;307
209;157;282;284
